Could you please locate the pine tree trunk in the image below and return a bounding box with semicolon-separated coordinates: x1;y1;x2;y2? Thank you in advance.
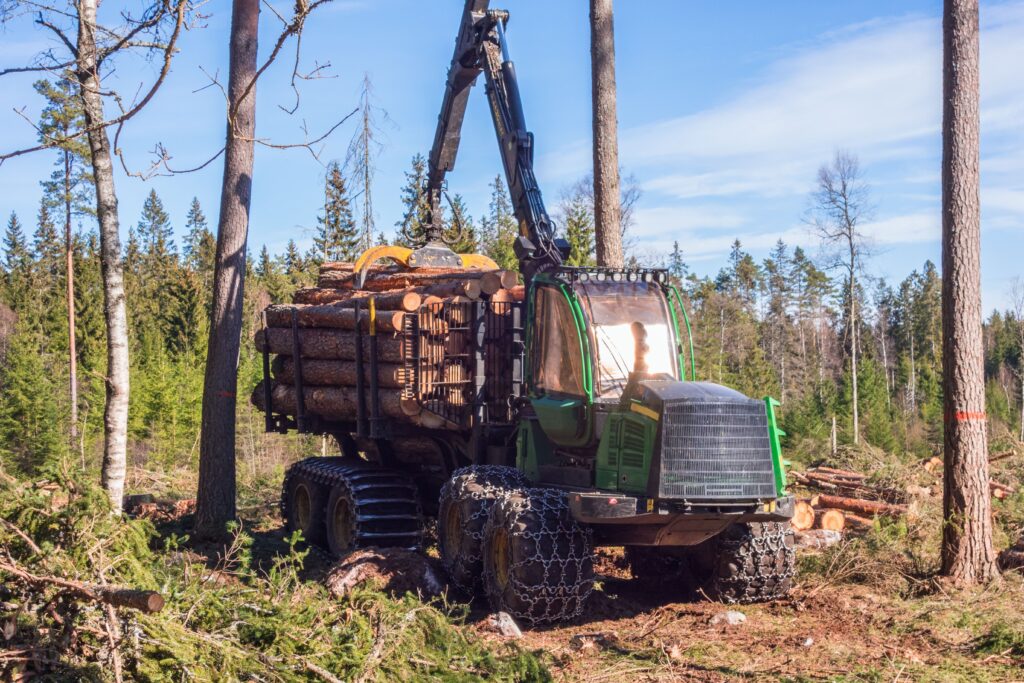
850;269;859;444
63;149;78;444
589;0;623;268
195;0;259;539
939;0;998;585
76;0;129;514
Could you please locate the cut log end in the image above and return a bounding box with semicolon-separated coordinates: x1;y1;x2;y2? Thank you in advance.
792;501;816;531
818;509;846;532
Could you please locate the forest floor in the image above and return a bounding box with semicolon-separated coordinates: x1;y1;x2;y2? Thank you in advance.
163;481;1024;683
4;455;1024;682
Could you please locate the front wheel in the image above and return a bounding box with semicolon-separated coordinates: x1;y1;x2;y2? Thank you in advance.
690;522;796;603
482;488;594;625
437;465;529;593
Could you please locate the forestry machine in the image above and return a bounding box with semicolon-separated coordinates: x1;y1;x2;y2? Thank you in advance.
267;0;795;624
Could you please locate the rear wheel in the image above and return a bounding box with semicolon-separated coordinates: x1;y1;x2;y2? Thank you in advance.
437;465;529;592
283;471;328;546
482;488;594;625
691;522;796;603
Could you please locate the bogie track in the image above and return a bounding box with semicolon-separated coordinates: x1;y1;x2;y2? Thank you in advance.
281;457;424;555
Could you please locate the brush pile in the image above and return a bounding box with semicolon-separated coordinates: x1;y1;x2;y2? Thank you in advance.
251;262;522;430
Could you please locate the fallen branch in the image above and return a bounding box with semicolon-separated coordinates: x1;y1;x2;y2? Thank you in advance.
0;559;165;613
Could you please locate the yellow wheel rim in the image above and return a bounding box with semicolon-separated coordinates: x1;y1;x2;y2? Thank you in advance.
331;497;353;551
442;505;463;564
293;484;312;531
491;528;510;591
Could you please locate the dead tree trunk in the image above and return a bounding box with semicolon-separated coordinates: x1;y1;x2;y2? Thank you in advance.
195;0;260;539
939;0;999;585
589;0;623;268
76;0;129;514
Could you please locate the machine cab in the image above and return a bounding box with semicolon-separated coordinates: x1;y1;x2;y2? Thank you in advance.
526;269;688;448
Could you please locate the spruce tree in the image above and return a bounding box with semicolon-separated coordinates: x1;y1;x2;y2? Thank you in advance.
395;154;431;246
668;241;688;286
137;189;176;268
314;162;361;263
562;195;595;267
446;193;478;255
183;197;216;276
480;175;518;271
2;213;31;308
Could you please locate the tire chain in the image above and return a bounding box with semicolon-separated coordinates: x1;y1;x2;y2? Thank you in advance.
483;488;594;625
281;457;424;554
438;465;529;591
712;522;795;604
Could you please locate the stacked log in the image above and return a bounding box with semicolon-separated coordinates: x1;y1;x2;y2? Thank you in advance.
791;467;910;536
251;263;521;430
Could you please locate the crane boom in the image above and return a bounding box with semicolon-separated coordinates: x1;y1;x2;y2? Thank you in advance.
425;0;569;280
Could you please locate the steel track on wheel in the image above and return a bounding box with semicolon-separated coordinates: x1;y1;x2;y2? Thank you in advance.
282;457;424;550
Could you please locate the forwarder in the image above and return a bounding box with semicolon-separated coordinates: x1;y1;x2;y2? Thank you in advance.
259;0;795;624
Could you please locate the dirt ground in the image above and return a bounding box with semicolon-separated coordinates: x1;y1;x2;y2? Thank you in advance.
485;547;1024;682
147;497;1024;683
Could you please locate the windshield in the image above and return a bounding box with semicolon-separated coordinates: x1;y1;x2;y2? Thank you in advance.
575;280;678;400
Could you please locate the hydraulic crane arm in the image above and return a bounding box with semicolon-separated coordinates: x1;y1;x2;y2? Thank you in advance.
425;0;569;280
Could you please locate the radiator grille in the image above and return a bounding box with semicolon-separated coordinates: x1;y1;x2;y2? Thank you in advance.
658;400;776;500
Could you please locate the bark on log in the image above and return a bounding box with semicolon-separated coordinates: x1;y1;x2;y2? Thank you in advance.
317;268;497;292
292;288;422;311
817;509;846;532
479;271;518;295
252;380;408;420
271;356;407;388
264;304;406;333
254;328;404;362
816;494;906;518
792;501;815;531
843;513;874;530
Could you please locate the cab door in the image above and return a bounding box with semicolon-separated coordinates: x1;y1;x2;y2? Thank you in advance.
526;283;591;446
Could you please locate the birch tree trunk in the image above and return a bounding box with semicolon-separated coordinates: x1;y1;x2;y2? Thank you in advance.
939;0;998;584
589;0;623;268
194;0;260;538
76;0;129;514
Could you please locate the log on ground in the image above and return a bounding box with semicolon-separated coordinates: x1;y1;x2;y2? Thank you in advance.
791;501;815;531
817;509;846;532
815;494;906;518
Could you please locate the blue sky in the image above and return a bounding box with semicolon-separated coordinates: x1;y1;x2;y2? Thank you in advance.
0;1;1021;310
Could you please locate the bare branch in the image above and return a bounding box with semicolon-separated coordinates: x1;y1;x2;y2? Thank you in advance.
0;0;189;166
36;17;78;58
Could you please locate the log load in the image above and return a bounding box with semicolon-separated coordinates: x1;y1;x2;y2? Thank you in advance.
253;262;525;432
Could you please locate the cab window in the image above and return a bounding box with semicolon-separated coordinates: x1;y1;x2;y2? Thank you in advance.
530;285;585;396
